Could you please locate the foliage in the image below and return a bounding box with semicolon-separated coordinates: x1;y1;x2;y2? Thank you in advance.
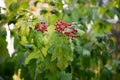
0;0;120;80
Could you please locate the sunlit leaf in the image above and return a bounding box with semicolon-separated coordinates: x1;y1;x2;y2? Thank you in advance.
20;36;27;45
25;51;43;64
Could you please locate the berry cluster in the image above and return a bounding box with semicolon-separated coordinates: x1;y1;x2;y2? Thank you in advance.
55;20;78;40
64;28;78;40
35;20;78;40
55;20;72;33
35;22;47;33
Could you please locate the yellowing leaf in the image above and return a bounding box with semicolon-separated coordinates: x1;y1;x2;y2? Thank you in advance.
20;36;27;45
57;55;68;70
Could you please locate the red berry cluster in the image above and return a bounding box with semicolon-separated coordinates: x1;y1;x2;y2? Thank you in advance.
55;20;72;33
35;22;47;33
64;28;78;40
55;20;78;40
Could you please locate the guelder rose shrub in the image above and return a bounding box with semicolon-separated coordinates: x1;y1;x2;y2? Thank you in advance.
12;11;115;79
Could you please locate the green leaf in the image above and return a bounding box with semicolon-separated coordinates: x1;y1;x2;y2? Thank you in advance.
90;0;97;5
56;0;63;10
82;49;90;56
51;9;60;16
100;67;113;80
0;14;7;21
60;71;72;80
74;46;83;54
109;39;115;49
71;22;87;32
44;54;57;73
47;25;56;41
19;21;30;36
34;31;44;48
45;70;59;80
28;30;34;42
51;44;73;70
40;9;48;15
19;1;29;9
100;51;111;65
21;59;36;80
5;0;17;8
9;2;19;12
83;42;93;50
20;36;27;45
0;33;9;64
48;32;60;44
62;44;73;61
25;51;39;64
47;45;55;54
81;49;91;68
57;55;68;71
49;15;59;24
51;44;62;61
